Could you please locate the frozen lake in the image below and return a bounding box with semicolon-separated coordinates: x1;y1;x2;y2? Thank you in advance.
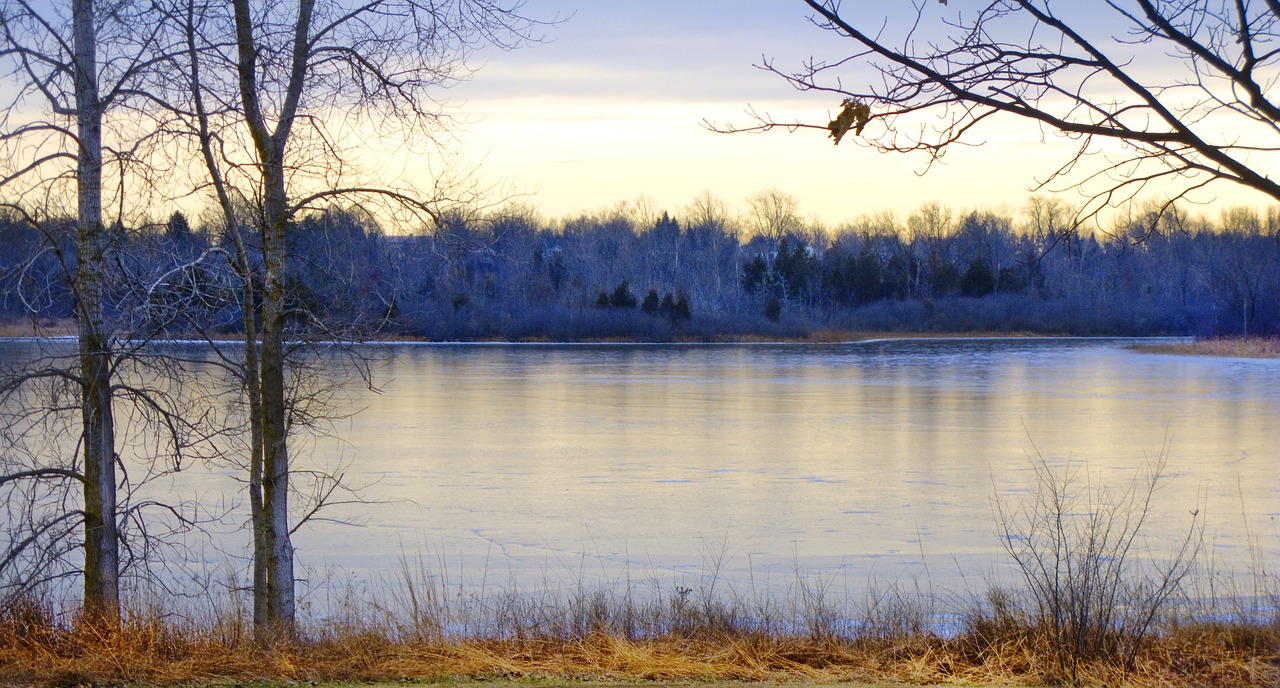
292;338;1279;597
4;337;1278;609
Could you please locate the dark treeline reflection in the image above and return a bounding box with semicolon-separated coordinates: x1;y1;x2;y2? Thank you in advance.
4;197;1278;340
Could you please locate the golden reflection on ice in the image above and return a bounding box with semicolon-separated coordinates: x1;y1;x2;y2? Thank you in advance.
318;339;1278;591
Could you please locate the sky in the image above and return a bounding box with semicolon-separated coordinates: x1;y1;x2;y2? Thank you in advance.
444;0;1277;227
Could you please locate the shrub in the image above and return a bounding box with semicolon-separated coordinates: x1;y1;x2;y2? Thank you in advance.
959;259;996;297
994;445;1201;683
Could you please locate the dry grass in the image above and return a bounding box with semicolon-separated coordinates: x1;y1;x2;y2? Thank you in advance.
802;330;1046;343
1131;336;1280;358
0;597;1275;688
0;319;75;338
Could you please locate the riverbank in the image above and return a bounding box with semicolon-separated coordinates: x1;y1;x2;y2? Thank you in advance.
0;317;1099;345
1129;336;1280;358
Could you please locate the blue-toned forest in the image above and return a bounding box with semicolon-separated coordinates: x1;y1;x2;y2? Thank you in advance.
5;198;1274;340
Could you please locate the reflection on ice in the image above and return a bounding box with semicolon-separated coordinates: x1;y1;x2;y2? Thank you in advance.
285;338;1279;602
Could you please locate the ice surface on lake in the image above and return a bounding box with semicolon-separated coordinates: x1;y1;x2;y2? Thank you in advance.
4;337;1276;607
288;338;1280;597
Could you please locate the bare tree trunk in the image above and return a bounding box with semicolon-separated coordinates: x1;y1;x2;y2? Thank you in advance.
73;0;119;625
240;239;271;637
229;0;313;639
259;168;295;636
181;0;530;642
176;0;270;632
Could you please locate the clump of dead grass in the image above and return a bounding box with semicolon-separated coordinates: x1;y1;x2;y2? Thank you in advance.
1132;336;1280;358
0;319;74;338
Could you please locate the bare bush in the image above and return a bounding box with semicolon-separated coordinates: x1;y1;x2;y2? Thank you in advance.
994;444;1201;682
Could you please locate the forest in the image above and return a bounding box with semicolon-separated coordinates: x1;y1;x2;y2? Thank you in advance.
3;193;1277;342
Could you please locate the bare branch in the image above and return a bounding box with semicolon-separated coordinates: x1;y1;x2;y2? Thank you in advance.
736;1;1280;222
0;467;87;487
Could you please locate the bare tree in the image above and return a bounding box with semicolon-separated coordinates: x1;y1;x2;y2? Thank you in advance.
155;0;541;640
729;1;1280;229
0;0;172;623
906;201;954;297
1210;206;1279;334
683;190;733;233
745;187;802;243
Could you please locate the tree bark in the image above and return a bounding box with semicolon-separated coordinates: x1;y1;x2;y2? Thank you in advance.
73;0;119;625
259;167;295;636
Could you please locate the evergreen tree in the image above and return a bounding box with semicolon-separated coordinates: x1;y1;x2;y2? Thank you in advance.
960;259;997;297
674;291;692;321
742;255;768;293
609;280;638;309
641;289;660;314
764;297;782;322
852;249;883;305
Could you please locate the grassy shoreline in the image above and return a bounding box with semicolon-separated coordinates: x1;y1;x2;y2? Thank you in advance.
234;680;1280;688
1;614;1275;688
1128;336;1280;358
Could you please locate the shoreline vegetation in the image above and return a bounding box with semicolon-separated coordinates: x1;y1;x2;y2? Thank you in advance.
0;320;1045;344
1;573;1276;688
1128;336;1280;358
4;317;1279;358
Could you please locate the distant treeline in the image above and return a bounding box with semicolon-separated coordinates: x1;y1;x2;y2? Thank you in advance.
2;197;1278;340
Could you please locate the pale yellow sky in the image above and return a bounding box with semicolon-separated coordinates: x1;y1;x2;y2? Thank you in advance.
445;1;1278;227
